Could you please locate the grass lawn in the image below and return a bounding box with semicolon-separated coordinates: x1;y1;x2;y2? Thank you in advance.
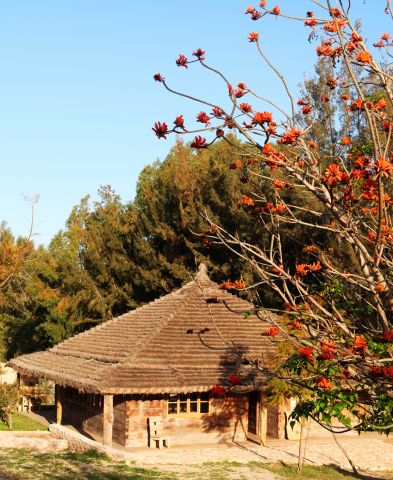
0;450;391;480
0;413;47;431
263;463;393;479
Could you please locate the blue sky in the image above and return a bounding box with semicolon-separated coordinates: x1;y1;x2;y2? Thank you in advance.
0;1;389;245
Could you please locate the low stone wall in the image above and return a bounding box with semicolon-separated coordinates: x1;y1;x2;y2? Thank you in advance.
49;424;129;461
0;431;68;452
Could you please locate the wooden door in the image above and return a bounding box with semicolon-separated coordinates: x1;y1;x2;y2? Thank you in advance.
247;391;267;444
247;391;260;443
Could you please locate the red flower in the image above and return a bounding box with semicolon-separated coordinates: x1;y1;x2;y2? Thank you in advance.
275;203;286;214
383;366;393;380
153;73;164;82
232;278;246;289
240;103;252;113
219;280;233;290
374;157;393;178
211;107;223;117
320;345;335;360
340;136;351;146
352;335;367;353
211;385;226;396
349;98;364;111
272;5;280;15
192;48;205;60
196;111;211;125
191;136;208;148
176;54;188;68
234;88;246;98
330;7;342;17
238;195;254;206
278;128;304;145
295;264;309;277
357;50;372;64
383;330;393;342
229;160;243;170
152;121;169;139
266;326;279;337
322;163;347;187
305;17;316;29
326;76;337;89
174;115;186;131
248;32;259;42
341;368;350;379
253;111;273;125
302;105;312;115
272;264;283;274
381;32;392;41
245;7;262;20
375;99;387;110
251;10;262;20
228;374;241;385
299;347;313;361
316;377;333;390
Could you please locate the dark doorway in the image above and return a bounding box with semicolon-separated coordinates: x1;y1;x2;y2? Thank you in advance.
247;391;260;443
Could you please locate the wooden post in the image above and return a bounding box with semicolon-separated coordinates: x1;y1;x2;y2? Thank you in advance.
103;394;114;447
260;392;268;446
56;385;63;425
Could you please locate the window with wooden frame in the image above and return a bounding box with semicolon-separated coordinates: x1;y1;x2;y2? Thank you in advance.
167;393;210;416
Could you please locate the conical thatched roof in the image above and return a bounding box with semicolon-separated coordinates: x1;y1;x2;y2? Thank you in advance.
9;265;279;394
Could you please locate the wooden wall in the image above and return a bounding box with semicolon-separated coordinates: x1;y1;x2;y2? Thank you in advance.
124;394;249;447
60;387;287;447
62;387;126;445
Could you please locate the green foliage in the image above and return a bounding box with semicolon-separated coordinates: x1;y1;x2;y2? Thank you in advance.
267;377;308;406
0;383;19;429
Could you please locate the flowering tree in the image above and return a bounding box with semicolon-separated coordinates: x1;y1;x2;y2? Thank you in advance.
153;1;393;434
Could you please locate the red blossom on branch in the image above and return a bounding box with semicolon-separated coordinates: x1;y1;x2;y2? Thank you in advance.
240;102;252;113
238;195;254;206
383;330;393;342
316;377;333;389
196;111;211;125
227;374;241;385
278;128;304;145
266;326;279;336
174;115;186;131
357;50;372;64
192;48;205;60
253;111;273;125
176;54;188;68
152;121;168;139
305;17;316;29
211;385;226;396
299;347;313;361
352;336;367;354
153;73;164;82
374;158;393;178
190;136;208;148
